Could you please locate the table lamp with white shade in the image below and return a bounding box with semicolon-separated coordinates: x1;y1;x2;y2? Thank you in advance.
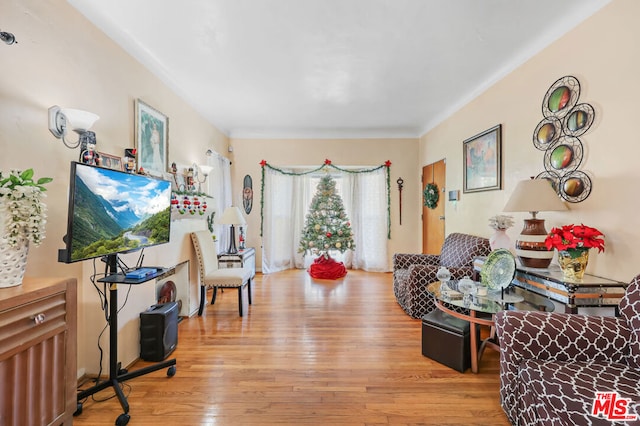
218;206;246;254
503;178;567;268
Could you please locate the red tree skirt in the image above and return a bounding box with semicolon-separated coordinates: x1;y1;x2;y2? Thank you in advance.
308;255;347;280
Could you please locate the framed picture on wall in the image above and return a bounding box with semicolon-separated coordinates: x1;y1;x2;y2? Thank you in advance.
463;124;502;193
98;152;123;171
135;99;169;174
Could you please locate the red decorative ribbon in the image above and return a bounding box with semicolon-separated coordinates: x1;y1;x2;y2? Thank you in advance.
307;255;347;280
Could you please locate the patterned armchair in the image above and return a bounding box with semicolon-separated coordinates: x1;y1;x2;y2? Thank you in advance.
392;233;491;319
495;274;640;426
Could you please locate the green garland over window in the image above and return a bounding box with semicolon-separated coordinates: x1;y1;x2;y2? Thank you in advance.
260;159;392;239
424;183;439;209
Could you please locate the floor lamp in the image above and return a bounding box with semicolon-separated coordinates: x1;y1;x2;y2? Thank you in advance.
219;206;246;254
503;178;567;268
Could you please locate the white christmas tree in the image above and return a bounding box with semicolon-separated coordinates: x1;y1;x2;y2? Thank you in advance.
299;174;355;258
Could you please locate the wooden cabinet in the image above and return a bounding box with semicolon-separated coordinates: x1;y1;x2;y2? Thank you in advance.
0;277;77;426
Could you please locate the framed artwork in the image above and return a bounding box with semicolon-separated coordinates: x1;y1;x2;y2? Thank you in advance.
98;152;123;171
135;99;169;173
463;124;502;193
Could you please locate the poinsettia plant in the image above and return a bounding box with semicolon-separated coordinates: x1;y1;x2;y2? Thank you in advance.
544;224;605;253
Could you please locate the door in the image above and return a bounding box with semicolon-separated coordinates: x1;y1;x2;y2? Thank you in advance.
422;159;446;254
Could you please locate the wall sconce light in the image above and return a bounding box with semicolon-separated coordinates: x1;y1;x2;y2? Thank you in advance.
193;163;213;193
0;30;17;45
48;106;99;149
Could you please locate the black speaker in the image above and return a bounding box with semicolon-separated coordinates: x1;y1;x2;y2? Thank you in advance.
140;302;178;362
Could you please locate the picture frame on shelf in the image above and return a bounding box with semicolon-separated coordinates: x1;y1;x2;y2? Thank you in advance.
98;152;123;171
135;99;169;174
463;124;502;193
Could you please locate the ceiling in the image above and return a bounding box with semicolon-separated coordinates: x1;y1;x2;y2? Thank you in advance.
67;0;610;139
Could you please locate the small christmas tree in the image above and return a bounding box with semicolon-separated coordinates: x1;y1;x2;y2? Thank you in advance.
299;174;355;264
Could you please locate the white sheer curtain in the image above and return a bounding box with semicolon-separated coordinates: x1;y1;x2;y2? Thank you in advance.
261;165;389;273
206;151;232;253
342;168;389;272
262;168;290;273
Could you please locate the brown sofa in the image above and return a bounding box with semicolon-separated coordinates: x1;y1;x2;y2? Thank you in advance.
495;274;640;425
392;232;491;319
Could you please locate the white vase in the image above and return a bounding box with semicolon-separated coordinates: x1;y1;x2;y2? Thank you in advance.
0;208;29;288
0;239;28;287
490;229;511;251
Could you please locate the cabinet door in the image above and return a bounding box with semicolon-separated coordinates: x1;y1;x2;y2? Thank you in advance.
0;279;76;426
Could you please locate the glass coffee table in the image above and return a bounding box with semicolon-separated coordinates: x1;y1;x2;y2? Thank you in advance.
427;280;555;373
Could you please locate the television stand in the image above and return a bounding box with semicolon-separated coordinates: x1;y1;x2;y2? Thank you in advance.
75;255;176;426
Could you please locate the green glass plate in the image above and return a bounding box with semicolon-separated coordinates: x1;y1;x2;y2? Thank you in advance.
481;249;516;290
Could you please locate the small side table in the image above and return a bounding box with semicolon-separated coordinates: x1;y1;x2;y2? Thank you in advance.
218;247;256;278
426;281;555;373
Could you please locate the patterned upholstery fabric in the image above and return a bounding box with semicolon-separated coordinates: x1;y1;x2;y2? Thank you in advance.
496;274;640;425
392;233;491;319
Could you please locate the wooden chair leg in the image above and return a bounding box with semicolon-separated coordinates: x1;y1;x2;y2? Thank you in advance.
237;287;243;317
247;279;252;305
210;286;218;305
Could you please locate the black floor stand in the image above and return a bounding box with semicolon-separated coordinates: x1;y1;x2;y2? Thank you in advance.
75;255;176;426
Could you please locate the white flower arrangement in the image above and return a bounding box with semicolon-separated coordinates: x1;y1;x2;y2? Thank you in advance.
0;169;52;248
488;214;515;230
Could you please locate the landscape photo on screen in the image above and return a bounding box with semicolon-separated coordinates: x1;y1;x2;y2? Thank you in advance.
69;163;171;262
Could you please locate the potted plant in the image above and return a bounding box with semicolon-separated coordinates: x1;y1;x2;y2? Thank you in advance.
0;168;52;287
544;224;605;280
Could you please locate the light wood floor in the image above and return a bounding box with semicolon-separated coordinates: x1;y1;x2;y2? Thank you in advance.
74;269;510;425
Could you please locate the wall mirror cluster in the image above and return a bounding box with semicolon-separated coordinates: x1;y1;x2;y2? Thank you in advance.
533;75;595;203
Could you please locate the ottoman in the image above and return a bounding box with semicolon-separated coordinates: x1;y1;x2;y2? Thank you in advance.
421;309;474;373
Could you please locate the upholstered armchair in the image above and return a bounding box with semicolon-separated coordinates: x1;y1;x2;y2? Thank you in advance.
393;233;491;319
495;274;640;425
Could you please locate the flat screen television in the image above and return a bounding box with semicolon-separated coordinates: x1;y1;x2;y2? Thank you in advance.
59;161;172;264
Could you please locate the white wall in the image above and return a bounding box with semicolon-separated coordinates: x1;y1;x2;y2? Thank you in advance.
419;0;639;283
0;0;227;375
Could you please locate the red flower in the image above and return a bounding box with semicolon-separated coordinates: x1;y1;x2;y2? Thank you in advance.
259;160;267;167
544;224;605;253
384;160;392;167
324;159;332;165
326;232;332;238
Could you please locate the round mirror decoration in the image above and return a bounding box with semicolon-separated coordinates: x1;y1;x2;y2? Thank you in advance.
548;86;571;112
543;136;583;174
532;117;562;150
559;171;592;203
550;145;574;169
533;76;595;203
542;76;580;119
563;103;595;137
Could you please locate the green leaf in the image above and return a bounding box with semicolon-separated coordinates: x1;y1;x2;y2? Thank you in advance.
37;177;53;185
20;169;35;181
